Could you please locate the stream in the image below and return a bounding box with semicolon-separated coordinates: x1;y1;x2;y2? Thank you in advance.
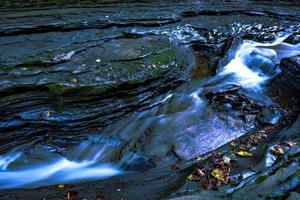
0;1;300;199
0;34;299;189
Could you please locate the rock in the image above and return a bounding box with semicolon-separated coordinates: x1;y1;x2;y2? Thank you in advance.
0;34;195;152
174;111;247;160
232;158;300;200
276;56;300;98
0;0;300;199
167;191;223;200
257;107;281;125
0;164;191;200
273;114;300;141
119;152;156;171
288;192;300;200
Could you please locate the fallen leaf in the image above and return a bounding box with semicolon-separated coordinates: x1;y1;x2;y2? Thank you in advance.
171;164;180;171
202;183;212;190
96;194;105;200
236;151;253;157
223;156;231;165
187;174;193;181
230;141;237;147
196;156;204;161
66;191;78;200
211;168;227;182
71;78;77;83
272;146;285;156
239;145;248;150
196;168;205;176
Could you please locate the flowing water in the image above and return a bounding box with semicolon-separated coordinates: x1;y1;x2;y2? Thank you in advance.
0;34;299;189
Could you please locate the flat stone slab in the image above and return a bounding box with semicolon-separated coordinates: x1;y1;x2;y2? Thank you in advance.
0;31;195;152
0;34;188;92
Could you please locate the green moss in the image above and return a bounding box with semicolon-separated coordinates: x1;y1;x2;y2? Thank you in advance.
0;66;8;72
53;11;66;20
20;59;44;67
148;48;176;66
46;83;109;96
0;65;39;73
146;48;176;76
46;83;70;95
256;175;267;183
84;86;108;95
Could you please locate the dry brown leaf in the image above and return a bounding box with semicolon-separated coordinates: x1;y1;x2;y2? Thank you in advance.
211;168;227;182
196;168;205;176
230;141;237;147
71;78;77;83
223;156;231;165
236;151;253;157
272;146;285;155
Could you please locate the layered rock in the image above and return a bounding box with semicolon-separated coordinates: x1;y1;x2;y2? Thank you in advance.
0;33;195;152
277;56;300;98
0;0;300;199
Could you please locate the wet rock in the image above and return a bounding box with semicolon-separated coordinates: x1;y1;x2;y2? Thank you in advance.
204;84;241;96
167;191;223;200
119;152;156;171
0;34;195;152
273;114;300;141
0;164;191;200
277;56;300;98
0;0;300;198
174;111;248;160
288;192;300;200
0;35;189;89
257;107;281;125
232;152;300;200
244;114;256;127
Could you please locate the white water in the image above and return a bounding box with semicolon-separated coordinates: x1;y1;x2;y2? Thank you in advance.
0;35;299;189
0;157;120;189
220;35;300;88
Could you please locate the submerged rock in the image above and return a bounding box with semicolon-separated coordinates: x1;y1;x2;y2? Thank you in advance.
257;107;281;125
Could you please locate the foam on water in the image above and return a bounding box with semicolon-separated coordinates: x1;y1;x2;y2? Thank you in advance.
0;157;121;189
219;35;300;88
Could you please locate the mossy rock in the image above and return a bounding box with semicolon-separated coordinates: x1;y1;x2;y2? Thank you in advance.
0;35;194;95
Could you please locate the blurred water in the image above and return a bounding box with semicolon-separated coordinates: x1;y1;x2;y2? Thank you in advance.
0;35;299;189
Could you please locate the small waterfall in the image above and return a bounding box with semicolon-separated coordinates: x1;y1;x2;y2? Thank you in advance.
0;35;299;190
